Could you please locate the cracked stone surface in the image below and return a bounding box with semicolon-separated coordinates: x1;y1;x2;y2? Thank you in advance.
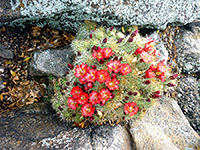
0;0;200;31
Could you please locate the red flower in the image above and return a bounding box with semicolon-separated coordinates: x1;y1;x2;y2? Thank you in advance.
98;89;112;105
134;47;144;55
145;69;156;78
153;49;161;56
92;48;104;61
76;92;88;105
105;78;119;91
124;102;139;116
158;72;166;82
74;63;90;78
89;91;100;105
71;86;83;99
149;64;156;71
144;43;153;51
84;69;97;83
81;103;95;117
156;61;167;73
140;51;153;63
67;97;78;110
96;70;110;84
103;48;114;58
106;60;121;73
79;76;88;84
120;64;132;75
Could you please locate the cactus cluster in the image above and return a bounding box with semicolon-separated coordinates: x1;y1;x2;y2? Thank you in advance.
51;22;177;127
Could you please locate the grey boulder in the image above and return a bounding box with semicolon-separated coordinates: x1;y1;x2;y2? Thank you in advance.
0;102;133;150
175;19;200;74
130;96;200;150
1;0;200;31
29;45;75;77
175;76;200;135
0;43;14;59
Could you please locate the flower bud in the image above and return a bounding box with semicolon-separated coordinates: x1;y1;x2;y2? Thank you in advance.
99;59;104;64
103;38;107;43
154;91;160;94
90;117;94;121
66;71;69;74
122;116;125;120
58;107;63;111
151;94;161;99
92;45;97;51
125;96;129;100
111;73;117;79
77;52;81;56
128;91;133;95
66;82;70;85
146;98;151;102
63;87;67;90
114;56;118;60
117;38;123;43
128;37;134;42
100;102;104;106
89;33;92;39
73;82;78;86
110;26;114;31
167;83;175;87
91;65;96;69
119;57;123;61
133;92;138;96
144;80;151;84
170;74;178;80
84;86;89;91
131;30;138;37
110;94;115;99
87;82;93;89
68;64;74;70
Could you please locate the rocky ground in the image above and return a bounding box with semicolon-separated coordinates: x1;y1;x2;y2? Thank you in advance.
0;0;200;146
0;21;200;149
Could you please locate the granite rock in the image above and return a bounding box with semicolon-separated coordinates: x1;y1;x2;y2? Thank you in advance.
0;43;14;59
0;102;133;150
175;19;200;74
1;0;200;31
130;96;200;150
175;76;200;135
29;45;75;77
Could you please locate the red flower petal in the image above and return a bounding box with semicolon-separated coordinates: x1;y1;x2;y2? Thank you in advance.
96;70;110;84
84;69;97;83
74;63;90;78
76;92;88;105
106;60;121;73
124;102;139;116
105;78;119;91
89;91;100;105
134;47;144;55
71;86;83;99
140;51;153;63
120;64;132;75
81;103;95;117
145;69;156;78
103;48;114;58
67;97;78;110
